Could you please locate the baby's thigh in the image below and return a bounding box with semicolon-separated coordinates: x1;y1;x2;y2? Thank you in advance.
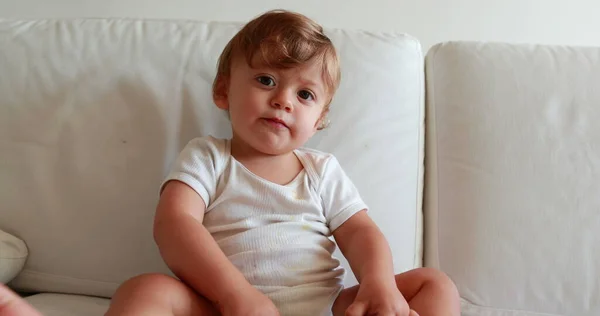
106;273;219;316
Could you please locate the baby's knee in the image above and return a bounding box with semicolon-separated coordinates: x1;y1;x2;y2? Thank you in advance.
418;268;459;297
108;273;216;316
112;272;186;303
119;273;179;292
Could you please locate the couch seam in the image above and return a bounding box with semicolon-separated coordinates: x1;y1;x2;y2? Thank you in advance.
432;44;441;270
461;298;565;316
17;269;120;286
423;43;442;269
0;256;27;260
412;38;425;269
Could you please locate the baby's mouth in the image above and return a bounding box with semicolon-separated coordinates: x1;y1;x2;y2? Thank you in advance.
263;117;289;129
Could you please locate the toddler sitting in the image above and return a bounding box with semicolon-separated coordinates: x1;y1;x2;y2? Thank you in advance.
105;9;460;316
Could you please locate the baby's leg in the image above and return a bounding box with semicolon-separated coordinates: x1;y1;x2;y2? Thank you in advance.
105;273;219;316
332;267;460;316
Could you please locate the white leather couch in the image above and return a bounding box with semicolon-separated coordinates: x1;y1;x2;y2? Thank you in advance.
0;18;598;316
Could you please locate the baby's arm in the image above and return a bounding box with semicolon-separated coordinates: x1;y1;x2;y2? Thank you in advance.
333;210;410;314
333;210;395;284
154;180;278;315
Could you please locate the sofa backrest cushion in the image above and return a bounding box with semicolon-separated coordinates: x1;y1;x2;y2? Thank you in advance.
0;18;425;297
425;41;600;316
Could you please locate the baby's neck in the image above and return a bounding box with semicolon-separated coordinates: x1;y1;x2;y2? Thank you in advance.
230;143;303;186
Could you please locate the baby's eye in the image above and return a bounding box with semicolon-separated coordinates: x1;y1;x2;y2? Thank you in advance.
298;90;314;101
257;76;275;86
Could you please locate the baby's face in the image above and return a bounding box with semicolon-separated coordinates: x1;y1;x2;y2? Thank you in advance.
217;57;328;155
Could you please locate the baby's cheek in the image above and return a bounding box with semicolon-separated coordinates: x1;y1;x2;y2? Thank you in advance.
296;127;316;141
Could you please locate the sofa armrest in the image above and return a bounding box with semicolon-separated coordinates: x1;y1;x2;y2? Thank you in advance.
0;229;28;283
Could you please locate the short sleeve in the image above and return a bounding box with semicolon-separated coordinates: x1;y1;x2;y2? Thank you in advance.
160;136;225;207
319;156;369;231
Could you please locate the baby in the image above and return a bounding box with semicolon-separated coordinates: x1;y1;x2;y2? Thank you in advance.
105;10;459;316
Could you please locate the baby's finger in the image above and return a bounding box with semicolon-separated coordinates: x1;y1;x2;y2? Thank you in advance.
345;301;368;316
408;309;420;316
0;284;42;316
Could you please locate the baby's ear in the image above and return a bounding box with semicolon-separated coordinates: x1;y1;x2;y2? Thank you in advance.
316;108;330;131
213;75;229;110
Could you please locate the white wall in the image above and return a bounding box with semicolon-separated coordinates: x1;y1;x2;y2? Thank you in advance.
1;0;599;51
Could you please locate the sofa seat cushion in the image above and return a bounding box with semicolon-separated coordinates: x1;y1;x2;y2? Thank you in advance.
25;293;110;316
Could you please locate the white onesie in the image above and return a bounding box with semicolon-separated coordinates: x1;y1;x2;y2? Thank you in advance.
161;136;368;316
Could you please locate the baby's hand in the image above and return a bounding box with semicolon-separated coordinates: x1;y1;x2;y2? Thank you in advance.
222;286;280;316
0;284;43;316
345;277;418;316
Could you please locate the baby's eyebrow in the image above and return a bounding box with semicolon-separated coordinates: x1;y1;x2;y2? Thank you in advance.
297;78;322;89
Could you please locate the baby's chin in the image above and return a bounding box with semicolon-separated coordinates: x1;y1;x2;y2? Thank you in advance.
252;143;297;156
244;137;300;156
